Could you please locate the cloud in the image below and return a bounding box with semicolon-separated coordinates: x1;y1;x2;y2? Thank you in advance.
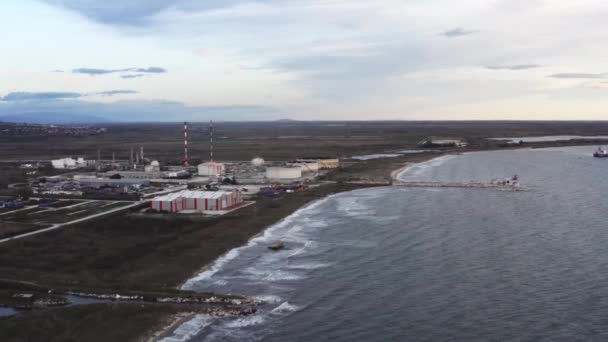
95;90;139;96
72;67;167;76
130;67;166;73
51;69;65;73
121;74;146;79
72;68;122;75
1;92;82;101
442;27;477;38
1;90;138;102
549;73;606;79
41;0;247;24
485;64;541;70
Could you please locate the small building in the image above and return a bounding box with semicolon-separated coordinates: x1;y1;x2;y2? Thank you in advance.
297;158;340;169
149;190;243;213
51;157;87;169
266;166;302;180
145;160;161;173
198;162;226;177
288;161;319;173
418;138;467;148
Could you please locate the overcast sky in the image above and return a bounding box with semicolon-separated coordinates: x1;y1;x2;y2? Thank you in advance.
1;0;608;121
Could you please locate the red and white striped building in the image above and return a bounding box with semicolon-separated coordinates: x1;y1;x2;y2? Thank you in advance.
150;190;243;213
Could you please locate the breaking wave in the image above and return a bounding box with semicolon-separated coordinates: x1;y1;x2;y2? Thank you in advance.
270;302;301;315
398;155;455;180
181;193;341;290
159;315;214;342
224;315;265;329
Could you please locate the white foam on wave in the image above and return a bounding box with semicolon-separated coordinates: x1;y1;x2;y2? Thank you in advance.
270;301;301;315
243;267;304;281
398;155;455;181
336;196;376;217
286;262;332;270
254;294;283;304
181;193;343;290
212;279;227;286
182;248;241;289
224;315;265;328
159;315;214;342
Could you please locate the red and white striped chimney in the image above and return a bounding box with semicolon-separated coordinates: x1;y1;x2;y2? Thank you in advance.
184;121;190;167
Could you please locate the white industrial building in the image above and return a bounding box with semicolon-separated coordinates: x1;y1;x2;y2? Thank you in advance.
51;157;87;169
198;162;226;177
150;190;243;213
266;166;302;180
289;161;319;173
145;160;161;173
297;158;340;169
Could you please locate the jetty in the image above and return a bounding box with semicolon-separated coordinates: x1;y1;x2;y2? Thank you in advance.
392;180;526;191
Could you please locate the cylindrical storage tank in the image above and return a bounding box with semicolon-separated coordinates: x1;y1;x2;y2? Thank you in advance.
266;167;302;180
251;157;265;167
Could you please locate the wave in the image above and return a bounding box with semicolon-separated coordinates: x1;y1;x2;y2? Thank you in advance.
181;193;343;290
254;294;283;304
398;155;455;180
182;249;241;289
224;315;265;329
286;262;332;270
243;267;304;281
159;315;213;342
270;301;301;315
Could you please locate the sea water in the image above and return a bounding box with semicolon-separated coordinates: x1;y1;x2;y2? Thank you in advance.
165;146;608;342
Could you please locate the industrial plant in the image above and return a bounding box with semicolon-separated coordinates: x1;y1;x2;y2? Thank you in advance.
12;121;342;219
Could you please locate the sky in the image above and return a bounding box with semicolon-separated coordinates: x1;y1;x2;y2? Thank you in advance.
1;0;608;122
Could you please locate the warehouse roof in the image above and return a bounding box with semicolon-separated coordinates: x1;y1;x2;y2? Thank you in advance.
152;190;236;202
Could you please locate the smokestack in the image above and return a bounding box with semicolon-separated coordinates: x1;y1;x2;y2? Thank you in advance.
209;120;214;162
130;147;134;165
184;121;190;167
140;146;144;163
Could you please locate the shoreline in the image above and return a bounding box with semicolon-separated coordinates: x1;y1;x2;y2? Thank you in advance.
154;155;441;340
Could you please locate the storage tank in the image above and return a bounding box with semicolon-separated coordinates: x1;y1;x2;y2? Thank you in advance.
145;160;161;173
251;157;265;167
266;166;302;180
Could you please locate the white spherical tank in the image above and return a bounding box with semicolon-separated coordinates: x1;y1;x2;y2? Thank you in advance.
251;157;265;167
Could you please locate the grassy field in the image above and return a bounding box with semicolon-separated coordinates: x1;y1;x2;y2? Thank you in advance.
3;121;608;163
0;183;380;291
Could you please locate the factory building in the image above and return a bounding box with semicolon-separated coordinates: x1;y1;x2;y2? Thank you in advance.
418;138;467;148
150;190;243;213
288;161;319;173
297;158;340;169
266;166;302;180
145;160;161;173
79;178;150;189
102;171;165;180
51;157;88;169
198;162;226;177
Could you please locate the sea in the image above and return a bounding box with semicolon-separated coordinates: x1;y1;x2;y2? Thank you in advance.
163;146;608;342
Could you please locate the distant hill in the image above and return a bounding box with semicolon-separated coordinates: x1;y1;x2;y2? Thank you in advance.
0;113;110;124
